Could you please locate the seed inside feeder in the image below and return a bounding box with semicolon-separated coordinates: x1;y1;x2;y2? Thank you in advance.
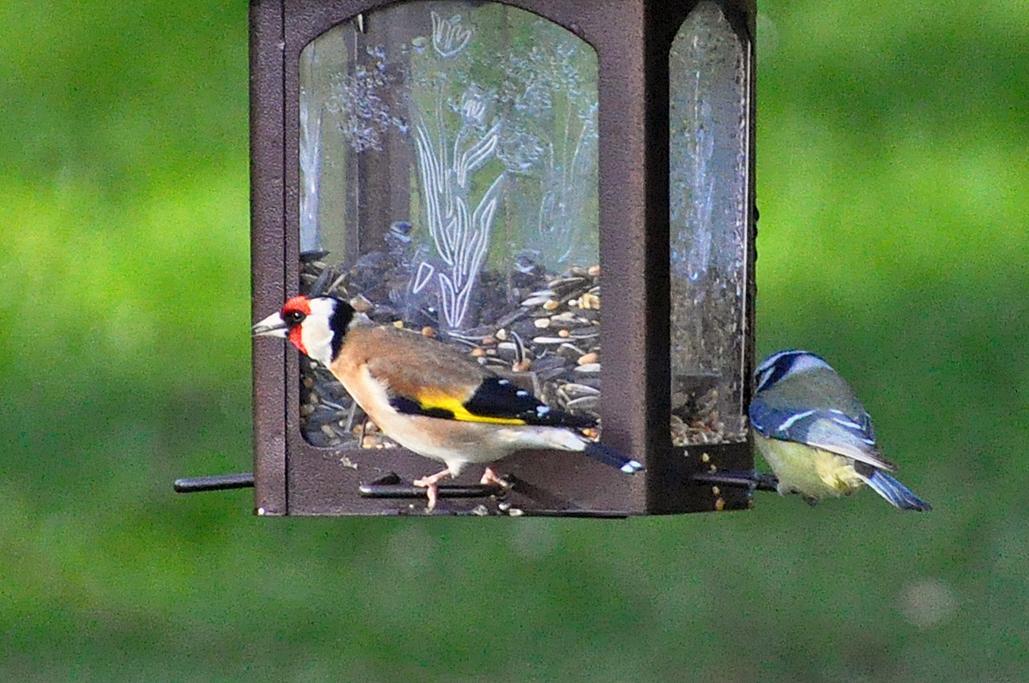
298;251;607;449
297;245;729;450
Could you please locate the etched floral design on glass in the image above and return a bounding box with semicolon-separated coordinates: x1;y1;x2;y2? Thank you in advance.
297;3;600;448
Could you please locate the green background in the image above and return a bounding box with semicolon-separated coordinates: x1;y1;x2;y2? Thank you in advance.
2;1;1025;680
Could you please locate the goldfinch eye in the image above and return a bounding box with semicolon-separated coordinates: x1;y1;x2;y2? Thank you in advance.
284;310;306;325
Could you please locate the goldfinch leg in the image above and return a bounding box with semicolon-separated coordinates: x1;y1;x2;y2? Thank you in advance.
343;402;358;433
413;469;451;511
358;416;369;448
479;467;511;489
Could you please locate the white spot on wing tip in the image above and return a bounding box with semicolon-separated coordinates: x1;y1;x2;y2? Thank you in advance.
621;461;643;473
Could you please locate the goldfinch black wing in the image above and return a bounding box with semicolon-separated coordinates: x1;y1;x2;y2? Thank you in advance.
463;376;595;427
389;375;593;428
360;333;592;428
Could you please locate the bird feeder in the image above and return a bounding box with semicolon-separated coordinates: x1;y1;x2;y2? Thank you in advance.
245;0;757;516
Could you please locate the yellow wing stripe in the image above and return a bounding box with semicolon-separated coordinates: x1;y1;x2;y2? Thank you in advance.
416;391;527;426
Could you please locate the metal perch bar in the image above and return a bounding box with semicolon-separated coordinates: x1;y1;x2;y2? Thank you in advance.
359;471;506;500
174;473;255;493
691;470;780;492
358;484;506;499
174;471;779;497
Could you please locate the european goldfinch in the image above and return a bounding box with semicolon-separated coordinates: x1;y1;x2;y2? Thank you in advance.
253;295;642;509
750;349;931;511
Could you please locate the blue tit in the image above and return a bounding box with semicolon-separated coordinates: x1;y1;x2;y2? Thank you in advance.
749;349;931;511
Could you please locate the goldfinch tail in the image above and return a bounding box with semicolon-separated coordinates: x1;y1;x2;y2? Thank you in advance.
583;442;643;474
860;470;931;511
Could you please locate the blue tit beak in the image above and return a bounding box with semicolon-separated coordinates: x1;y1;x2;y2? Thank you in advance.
252;311;288;338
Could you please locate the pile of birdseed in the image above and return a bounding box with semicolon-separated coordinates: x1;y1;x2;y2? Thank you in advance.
298;249;731;449
298;250;603;449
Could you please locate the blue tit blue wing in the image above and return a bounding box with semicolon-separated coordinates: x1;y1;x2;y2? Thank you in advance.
748;398;797;439
750;397;896;471
802;408;896;471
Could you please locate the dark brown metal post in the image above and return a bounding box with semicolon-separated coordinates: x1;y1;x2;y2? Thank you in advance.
250;0;288;516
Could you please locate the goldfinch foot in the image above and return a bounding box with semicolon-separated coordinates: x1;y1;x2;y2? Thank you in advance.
413;469;452;511
479;467;512;490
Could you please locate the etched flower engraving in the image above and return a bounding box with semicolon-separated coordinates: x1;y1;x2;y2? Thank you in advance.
431;12;472;58
303;5;598;329
412;115;503;328
669;1;749;443
324;46;406;153
297;3;603;448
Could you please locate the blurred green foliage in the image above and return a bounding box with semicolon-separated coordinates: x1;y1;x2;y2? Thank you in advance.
1;1;1025;680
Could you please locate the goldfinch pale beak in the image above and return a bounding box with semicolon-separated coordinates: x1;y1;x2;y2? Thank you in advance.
252;312;288;338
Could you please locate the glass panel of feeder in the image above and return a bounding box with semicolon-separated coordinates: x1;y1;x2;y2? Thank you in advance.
298;3;600;448
669;1;748;446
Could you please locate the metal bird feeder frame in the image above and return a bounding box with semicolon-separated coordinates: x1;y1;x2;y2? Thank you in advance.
238;0;757;517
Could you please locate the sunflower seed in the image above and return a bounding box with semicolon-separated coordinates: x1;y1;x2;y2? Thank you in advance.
569;327;600;340
561;383;600;397
565;396;599;412
495;310;527;328
521;293;553;307
350;294;373;313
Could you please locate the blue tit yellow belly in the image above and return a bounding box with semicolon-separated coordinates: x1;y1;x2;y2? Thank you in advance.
754;432;864;502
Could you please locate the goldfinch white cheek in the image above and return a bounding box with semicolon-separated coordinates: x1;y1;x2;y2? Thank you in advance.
299;297;338;366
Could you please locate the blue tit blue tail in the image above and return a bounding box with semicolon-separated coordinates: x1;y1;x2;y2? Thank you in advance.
861;470;931;511
583;442;643;474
